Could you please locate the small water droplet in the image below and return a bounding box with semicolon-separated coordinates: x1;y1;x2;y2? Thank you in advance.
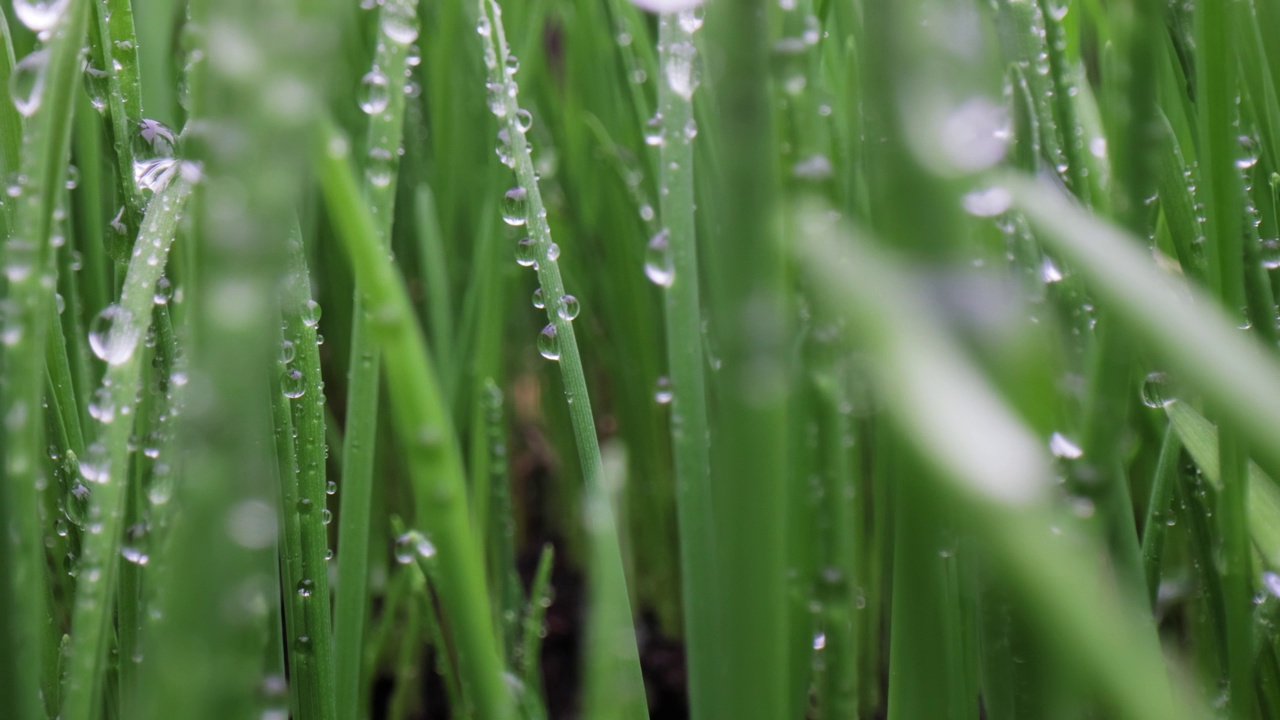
537;323;561;361
121;546;150;566
677;7;704;34
302;300;322;327
89;305;139;366
394;530;436;563
13;0;69;31
11;49;49;117
1039;257;1064;284
366;146;394;188
645;113;664;147
664;40;698;100
359;69;391;115
961;186;1011;217
1140;372;1175;409
558;294;580;321
1049;432;1082;459
476;15;491;37
326;480;337;496
515;238;537;267
514;108;533;133
655;376;673;404
546;243;560;262
532;287;544;309
644;229;674;287
281;368;306;399
321;508;332;525
503;187;528;226
1263;571;1280;599
279;339;296;364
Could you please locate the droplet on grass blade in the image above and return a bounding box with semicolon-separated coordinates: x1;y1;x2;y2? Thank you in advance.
537;323;560;360
89;305;140;366
10;49;49;117
359;69;391;115
281;368;305;399
503;187;528;226
645;229;674;287
628;0;705;14
1049;431;1082;460
394;530;437;563
381;0;419;45
13;0;68;31
1140;372;1175;409
516;238;537;267
655;376;673;404
558;294;580;321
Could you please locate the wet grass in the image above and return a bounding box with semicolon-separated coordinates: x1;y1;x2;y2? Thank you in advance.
7;0;1280;719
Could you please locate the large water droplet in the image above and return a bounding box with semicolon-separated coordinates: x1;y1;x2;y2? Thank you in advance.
132;119;180;192
537;323;560;361
13;0;69;32
665;40;698;100
359;69;390;115
644;229;674;287
558;294;580;321
381;1;419;44
302;299;322;327
503;187;528;226
10;49;49;118
514;108;533;134
1140;372;1175;409
515;238;537;267
281;368;306;399
89;305;139;366
296;578;314;598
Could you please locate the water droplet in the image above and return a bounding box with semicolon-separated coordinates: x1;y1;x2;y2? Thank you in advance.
11;49;49;117
294;635;312;653
514;108;533;133
1264;571;1280;599
655;376;673;404
321;508;332;525
296;497;313;515
558;294;580;321
504;54;520;77
476;15;491;37
131;119;180;192
961;186;1011;217
496;128;515;168
326;480;337;496
279;339;296;364
121;546;149;566
664;40;698;100
546;243;560;262
503;187;528;226
13;0;69;31
281;368;305;399
302;299;322;327
515;238;537;267
537;323;560;361
1039;257;1063;284
394;530;436;563
813;632;826;650
791;154;832;181
532;287;544;309
1049;432;1082;459
359;69;390;115
644;229;674;287
89;305;139;366
677;7;704;33
645;113;664;147
366;146;394;188
1141;372;1175;408
380;1;418;44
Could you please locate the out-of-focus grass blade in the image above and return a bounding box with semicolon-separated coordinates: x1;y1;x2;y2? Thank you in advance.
795;207;1194;720
1008;175;1280;486
1166;402;1280;570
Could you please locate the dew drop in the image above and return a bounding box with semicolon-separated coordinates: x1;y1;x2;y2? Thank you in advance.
537;323;561;361
546;243;560;262
131;119;180;192
532;287;544;309
664;40;698;100
301;299;322;327
321;508;333;525
394;530;437;563
366;146;394;188
514;108;533;133
296;578;314;598
11;49;49;118
380;1;419;44
1049;432;1082;460
153;277;173;306
359;69;391;115
121;546;150;566
515;238;537;267
89;305;139;366
655;376;673;404
1140;372;1175;409
476;15;491;37
326;480;337;496
1039;257;1064;284
13;0;69;31
503;187;528;226
279;339;296;364
504;54;520;77
644;229;674;287
281;368;305;399
677;7;704;33
645;113;664;147
558;294;580;321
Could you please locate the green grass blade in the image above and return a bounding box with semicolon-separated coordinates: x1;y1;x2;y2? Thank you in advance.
475;2;648;713
316;119;512;720
61;174;192;720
